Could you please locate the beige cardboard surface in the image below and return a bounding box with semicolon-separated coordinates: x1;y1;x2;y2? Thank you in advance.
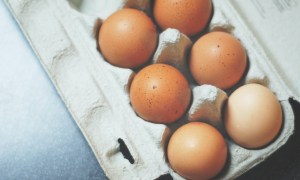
4;0;296;179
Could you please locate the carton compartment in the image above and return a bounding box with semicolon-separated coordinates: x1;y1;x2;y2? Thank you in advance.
4;0;295;179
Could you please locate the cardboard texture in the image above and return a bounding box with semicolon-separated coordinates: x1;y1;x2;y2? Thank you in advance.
4;0;297;179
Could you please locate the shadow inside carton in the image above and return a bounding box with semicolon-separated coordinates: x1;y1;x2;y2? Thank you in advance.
67;0;121;18
67;0;83;11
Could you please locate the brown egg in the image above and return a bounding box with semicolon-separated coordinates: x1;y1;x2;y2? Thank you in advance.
189;31;247;89
224;84;283;149
153;0;212;37
98;8;158;68
130;64;191;124
168;122;227;180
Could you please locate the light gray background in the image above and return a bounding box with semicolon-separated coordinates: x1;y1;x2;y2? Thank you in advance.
0;1;106;179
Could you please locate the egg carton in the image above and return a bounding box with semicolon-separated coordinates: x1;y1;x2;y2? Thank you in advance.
4;0;296;179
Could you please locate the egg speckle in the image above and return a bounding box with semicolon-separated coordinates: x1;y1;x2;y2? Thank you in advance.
153;0;212;36
98;8;158;68
130;64;191;124
189;31;247;89
225;83;283;149
167;122;228;180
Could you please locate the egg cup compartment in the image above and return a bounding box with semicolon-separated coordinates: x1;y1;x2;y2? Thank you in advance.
4;0;295;179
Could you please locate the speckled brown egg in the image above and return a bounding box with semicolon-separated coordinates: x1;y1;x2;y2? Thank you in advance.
130;64;191;124
168;122;228;180
153;0;212;37
189;31;247;90
98;8;158;68
225;84;283;149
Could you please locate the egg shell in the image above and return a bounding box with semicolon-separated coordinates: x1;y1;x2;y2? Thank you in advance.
189;31;247;90
153;0;212;36
167;122;228;180
225;83;283;149
130;64;191;124
98;8;158;68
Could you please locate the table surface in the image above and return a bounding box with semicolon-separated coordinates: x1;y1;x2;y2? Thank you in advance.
1;1;300;179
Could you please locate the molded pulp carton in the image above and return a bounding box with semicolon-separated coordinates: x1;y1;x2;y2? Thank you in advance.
5;0;300;179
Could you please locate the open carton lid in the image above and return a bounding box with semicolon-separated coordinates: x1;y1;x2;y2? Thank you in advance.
224;0;300;102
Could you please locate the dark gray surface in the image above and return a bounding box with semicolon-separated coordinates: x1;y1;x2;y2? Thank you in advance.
0;2;106;179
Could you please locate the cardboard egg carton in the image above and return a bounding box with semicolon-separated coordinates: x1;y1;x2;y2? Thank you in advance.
5;0;298;179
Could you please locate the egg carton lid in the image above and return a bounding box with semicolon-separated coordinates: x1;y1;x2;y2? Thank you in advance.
218;0;300;102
